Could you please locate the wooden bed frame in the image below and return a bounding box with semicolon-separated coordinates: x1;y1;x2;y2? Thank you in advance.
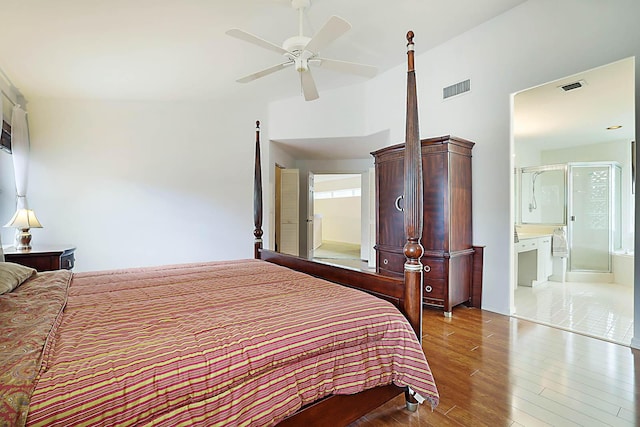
253;32;427;426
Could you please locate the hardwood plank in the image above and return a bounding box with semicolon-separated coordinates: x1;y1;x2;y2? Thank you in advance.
619;407;635;423
539;388;627;424
509;394;581;427
509;407;553;427
510;363;636;413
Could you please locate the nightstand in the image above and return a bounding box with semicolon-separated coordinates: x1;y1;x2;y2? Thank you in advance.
3;245;76;272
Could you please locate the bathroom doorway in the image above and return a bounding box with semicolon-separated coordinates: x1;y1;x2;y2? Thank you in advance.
512;57;635;345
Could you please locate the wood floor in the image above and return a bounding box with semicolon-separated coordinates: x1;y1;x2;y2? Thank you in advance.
349;306;638;426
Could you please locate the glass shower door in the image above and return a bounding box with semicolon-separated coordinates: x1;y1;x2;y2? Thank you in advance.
568;165;611;272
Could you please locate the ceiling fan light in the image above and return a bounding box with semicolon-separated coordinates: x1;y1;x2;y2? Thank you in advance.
291;0;310;11
294;58;308;72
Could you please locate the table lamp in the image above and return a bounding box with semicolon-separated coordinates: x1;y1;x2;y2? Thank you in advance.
3;208;43;251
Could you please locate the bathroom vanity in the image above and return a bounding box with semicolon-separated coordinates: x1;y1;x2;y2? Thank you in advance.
515;234;553;287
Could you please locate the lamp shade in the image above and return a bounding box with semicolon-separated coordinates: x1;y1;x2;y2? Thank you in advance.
4;209;43;229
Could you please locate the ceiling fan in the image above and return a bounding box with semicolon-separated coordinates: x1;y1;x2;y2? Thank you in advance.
226;0;377;101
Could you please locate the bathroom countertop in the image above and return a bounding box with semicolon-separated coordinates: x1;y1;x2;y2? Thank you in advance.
516;233;552;240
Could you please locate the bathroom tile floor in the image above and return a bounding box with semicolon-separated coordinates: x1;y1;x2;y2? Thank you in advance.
514;280;634;346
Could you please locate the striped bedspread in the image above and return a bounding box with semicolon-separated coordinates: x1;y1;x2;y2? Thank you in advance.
15;259;438;426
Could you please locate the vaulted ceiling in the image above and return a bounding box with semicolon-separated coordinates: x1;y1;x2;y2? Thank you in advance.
0;1;633;160
0;0;526;102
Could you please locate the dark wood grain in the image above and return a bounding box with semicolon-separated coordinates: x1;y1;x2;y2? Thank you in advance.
374;152;405;249
253;120;263;259
3;245;76;271
402;30;423;340
277;385;404;427
258;249;404;305
471;245;484;308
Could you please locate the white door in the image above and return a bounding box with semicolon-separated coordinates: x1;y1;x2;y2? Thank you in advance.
280;168;299;256
307;172;315;259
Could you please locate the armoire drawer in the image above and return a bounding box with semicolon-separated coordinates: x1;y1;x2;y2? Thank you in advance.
423;278;445;300
377;251;405;274
421;257;444;279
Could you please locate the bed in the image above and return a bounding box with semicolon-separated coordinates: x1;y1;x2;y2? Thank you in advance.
0;32;437;426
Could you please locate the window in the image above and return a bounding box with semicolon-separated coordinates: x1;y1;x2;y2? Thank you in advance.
314;187;361;200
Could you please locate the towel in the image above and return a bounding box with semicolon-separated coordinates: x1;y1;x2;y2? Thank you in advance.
552;227;568;257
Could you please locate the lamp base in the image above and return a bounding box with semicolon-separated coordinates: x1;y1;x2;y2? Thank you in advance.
15;228;32;251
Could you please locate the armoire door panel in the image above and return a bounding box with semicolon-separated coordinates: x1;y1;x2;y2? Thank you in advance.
376;157;405;248
449;153;473;251
421;154;446;251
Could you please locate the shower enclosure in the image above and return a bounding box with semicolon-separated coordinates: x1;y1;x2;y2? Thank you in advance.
568;162;622;272
518;162;622;273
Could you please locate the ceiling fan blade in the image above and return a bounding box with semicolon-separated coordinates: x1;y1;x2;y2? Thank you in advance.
226;28;290;55
300;69;319;101
302;16;351;58
237;61;294;83
315;58;378;78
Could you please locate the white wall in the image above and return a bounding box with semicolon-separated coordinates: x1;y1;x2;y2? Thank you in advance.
269;84;369;140
268;0;640;324
314;197;361;244
314;176;362;245
23;98;267;271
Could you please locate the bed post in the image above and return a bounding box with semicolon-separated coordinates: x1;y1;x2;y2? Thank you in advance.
403;31;423;342
254;120;264;259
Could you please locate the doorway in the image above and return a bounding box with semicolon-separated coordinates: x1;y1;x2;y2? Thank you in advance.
311;173;368;269
512;57;635;345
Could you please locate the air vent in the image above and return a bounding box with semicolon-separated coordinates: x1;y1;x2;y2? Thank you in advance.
559;79;586;92
443;79;470;99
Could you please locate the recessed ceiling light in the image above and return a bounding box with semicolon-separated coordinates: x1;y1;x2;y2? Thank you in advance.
607;125;622;130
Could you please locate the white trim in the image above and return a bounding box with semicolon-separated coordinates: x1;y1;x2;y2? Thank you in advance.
0;67;24;107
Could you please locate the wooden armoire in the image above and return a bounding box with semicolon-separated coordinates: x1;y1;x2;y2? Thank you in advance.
372;135;483;315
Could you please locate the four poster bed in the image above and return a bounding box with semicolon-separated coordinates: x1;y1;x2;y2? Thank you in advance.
0;32;437;426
